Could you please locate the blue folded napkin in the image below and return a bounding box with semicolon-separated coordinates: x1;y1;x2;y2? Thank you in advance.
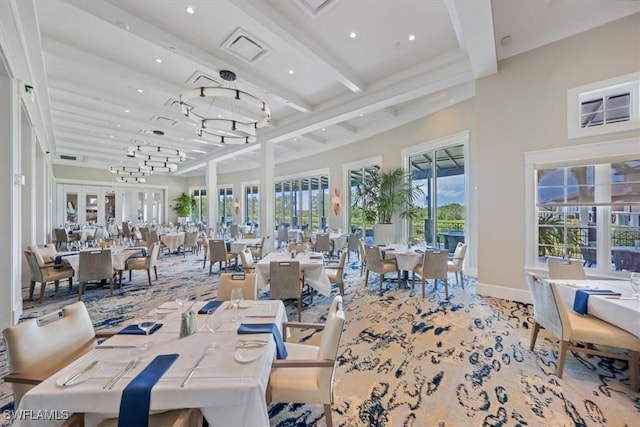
309;255;322;260
198;300;224;314
117;323;163;335
127;247;147;257
573;289;621;314
117;354;178;427
414;249;425;255
237;323;288;360
53;252;79;265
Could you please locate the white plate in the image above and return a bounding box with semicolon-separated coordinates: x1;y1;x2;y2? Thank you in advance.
56;361;103;387
234;346;265;363
239;301;253;309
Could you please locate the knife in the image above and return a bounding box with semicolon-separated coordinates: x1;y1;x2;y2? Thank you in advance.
62;360;99;387
181;353;207;387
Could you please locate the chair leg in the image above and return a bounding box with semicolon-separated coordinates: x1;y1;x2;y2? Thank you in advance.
443;279;449;299
146;269;152;286
297;297;302;322
324;404;333;427
557;340;569;378
29;281;36;300
39;282;47;303
629;350;639;392
421;278;426;299
459;271;465;289
154;266;158;280
364;270;369;288
78;282;84;301
129;270;132;281
529;322;540;351
379;273;384;292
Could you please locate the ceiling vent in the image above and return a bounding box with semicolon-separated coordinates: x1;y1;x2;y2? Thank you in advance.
151;115;178;127
293;0;337;18
60;154;77;161
222;28;270;64
186;71;219;87
165;97;193;111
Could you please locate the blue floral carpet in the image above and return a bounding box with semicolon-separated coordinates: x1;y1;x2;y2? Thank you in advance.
1;253;638;426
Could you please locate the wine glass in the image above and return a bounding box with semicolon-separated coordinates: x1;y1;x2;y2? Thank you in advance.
205;310;222;351
175;286;188;312
630;272;640;300
136;314;157;352
230;288;244;322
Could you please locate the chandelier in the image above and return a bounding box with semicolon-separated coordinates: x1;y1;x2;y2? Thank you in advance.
109;165;151;184
179;70;271;145
126;131;186;173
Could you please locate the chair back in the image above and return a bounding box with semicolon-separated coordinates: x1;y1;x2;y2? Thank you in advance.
612;250;640;272
364;245;384;274
315;234;332;253
54;228;69;243
23;250;44;282
239;248;255;271
547;258;587;280
93;227;106;242
122;222;131;237
277;226;289;244
421;250;449;280
139;226;150;242
269;261;301;300
209;240;228;262
288;243;305;253
146;229;159;245
28;244;57;267
230;224;239;238
524;271;565;340
3;302;96;406
358;239;367;263
79;249;113;282
252;236;268;259
347;234;360;252
450;243;467;267
183;231;199;248
218;273;258;300
318;296;346;399
147;242;160;268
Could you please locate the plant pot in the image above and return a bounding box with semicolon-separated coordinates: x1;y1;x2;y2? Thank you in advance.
374;223;395;245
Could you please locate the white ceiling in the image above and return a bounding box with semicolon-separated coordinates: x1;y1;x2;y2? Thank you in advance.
30;0;639;177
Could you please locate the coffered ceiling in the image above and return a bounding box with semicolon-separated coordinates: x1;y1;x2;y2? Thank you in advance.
25;0;639;176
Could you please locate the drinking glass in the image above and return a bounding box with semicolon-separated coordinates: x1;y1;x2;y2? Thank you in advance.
136;314;157;352
175;286;188;312
630;272;640;299
205;310;222;351
230;288;244;322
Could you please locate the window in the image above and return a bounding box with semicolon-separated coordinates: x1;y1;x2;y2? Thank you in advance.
275;174;328;231
191;188;207;224
568;72;640;139
218;187;233;226
528;139;640;275
245;184;259;226
348;165;380;241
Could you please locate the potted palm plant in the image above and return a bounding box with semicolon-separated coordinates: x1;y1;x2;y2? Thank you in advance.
172;192;196;223
352;167;424;244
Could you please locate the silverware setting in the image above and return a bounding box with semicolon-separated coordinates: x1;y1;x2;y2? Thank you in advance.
181;352;207;388
104;357;142;390
236;342;266;349
62;360;99;387
95;345;137;349
239;339;268;344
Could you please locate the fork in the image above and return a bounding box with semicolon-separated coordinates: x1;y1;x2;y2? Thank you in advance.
104;357;141;389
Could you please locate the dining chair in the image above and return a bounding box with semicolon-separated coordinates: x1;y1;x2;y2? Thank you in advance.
547;258;587;280
251;236;269;260
125;241;160;287
180;231;199;257
447;242;468;287
230;224;240;238
524;271;639;392
413;249;449;298
217;273;258;301
580;246;597;268
239;248;256;273
288;242;305;253
364;245;399;292
315;234;333;259
346;233;360;262
28;243;58;267
357;239;367;277
55;227;79;250
269;260;304;321
2;301;114;407
277;226;289;248
244;232;257;239
326;251;347;296
78;249;115;300
24;250;74;303
208;239;236;275
268;295;346;427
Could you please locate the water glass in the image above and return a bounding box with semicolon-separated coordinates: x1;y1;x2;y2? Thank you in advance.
230;288;244;322
205;310;222;351
630;272;640;299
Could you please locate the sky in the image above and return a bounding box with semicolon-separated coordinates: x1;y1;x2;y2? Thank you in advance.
414;174;465;207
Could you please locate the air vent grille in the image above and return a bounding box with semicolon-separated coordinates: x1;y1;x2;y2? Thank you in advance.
151;115;178;127
186;71;219;87
222;28;270;64
294;0;337;17
60;154;76;161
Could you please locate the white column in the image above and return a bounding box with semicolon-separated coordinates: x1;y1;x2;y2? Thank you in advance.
206;160;218;231
21;118;36;247
260;142;275;254
35;147;47;243
0;75;23;329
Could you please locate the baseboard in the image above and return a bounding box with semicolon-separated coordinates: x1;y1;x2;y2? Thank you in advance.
476;281;531;304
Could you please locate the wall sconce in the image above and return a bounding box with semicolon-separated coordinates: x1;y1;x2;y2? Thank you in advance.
233;197;240;215
331;188;341;215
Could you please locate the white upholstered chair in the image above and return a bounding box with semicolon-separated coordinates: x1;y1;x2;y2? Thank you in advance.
217;273;258;301
268;295;346;427
325;251;347;296
364;245;399;291
525;271;639;392
447;242;467;287
413;249;449;298
238;248;256;273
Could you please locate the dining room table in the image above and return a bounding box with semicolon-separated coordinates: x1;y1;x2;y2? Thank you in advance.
548;278;640;338
159;232;185;254
54;246;147;282
256;251;332;297
15;299;287;427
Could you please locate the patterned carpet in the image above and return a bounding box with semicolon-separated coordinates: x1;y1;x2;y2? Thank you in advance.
1;252;639;426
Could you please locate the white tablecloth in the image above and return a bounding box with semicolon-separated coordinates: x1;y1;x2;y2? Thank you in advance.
381;244;423;271
16;300;287;427
256;252;331;296
160;233;185;253
550;279;640;338
59;248;144;279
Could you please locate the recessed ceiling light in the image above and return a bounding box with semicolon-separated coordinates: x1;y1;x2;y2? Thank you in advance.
293;138;298;142
124;109;130;113
192;149;207;154
155;58;162;63
408;34;415;41
116;124;121;127
359;114;364;117
137;88;143;93
288;69;294;75
321;128;325;131
350;32;357;39
186;6;194;14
